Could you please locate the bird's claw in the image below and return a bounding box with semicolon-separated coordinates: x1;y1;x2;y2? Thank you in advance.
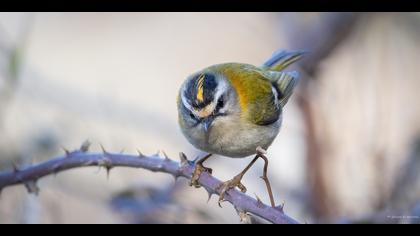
216;174;247;207
189;163;213;188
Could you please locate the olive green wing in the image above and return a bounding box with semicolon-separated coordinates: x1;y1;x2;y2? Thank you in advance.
218;63;297;126
248;77;281;126
239;67;282;126
261;70;300;107
243;66;300;108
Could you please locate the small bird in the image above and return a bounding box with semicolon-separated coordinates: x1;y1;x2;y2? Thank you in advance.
177;50;305;206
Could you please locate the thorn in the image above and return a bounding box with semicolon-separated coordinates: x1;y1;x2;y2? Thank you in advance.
179;152;189;167
98;156;113;179
100;144;109;156
207;193;213;203
204;186;215;203
254;193;262;202
24;180;40;195
161;150;170;161
12;162;19;173
106;166;112;180
61;146;71;157
275;200;285;213
254;193;264;208
137;149;144;157
80;140;91;153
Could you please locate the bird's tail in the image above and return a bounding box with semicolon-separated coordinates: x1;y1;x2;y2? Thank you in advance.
263;50;306;71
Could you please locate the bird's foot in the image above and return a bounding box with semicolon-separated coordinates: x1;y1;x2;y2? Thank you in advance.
216;174;247;207
189;162;213;188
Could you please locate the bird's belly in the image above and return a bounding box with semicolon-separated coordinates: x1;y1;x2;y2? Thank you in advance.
205;119;281;158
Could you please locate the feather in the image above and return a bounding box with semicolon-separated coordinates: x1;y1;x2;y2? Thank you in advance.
276;71;299;107
263;50;307;71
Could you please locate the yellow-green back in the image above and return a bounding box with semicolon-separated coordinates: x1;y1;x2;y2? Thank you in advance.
206;63;280;126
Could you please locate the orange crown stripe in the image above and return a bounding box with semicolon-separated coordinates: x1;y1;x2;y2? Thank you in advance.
196;74;205;102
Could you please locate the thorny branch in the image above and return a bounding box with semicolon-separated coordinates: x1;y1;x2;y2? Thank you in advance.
0;142;299;224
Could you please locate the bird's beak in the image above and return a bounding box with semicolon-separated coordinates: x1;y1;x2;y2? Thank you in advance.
202;116;214;133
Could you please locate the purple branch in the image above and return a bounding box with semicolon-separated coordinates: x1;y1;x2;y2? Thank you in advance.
0;147;299;224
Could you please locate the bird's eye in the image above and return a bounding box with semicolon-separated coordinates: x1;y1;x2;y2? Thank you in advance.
216;97;224;110
189;112;196;120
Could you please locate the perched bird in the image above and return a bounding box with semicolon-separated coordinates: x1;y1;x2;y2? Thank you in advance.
177;50;305;206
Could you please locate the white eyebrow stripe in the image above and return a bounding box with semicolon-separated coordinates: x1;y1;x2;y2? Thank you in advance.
181;92;194;112
213;78;228;100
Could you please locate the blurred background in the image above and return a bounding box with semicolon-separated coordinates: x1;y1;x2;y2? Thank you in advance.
0;12;419;224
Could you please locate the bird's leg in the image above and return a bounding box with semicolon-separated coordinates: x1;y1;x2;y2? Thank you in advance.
256;147;276;207
217;155;259;207
217;147;276;207
189;153;213;188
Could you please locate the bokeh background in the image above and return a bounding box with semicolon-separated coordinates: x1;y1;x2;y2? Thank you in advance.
0;12;419;224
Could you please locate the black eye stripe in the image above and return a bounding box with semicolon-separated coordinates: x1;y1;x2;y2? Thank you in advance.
216;96;224;110
211;96;227;116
